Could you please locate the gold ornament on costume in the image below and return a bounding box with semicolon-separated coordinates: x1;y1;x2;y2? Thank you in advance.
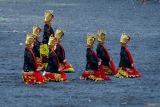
44;10;54;23
32;25;42;37
86;33;96;47
25;33;34;45
120;33;130;44
97;30;106;43
40;44;49;57
48;34;57;46
55;28;64;41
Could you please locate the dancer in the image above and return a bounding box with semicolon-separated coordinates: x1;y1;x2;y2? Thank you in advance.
32;25;41;59
80;34;111;81
42;10;54;44
115;33;141;78
44;36;67;81
96;31;117;75
22;33;46;84
40;10;55;70
55;28;75;73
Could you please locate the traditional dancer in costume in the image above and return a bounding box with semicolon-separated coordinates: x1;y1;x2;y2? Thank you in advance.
32;25;42;58
80;34;111;81
44;36;67;81
55;28;75;73
22;33;47;84
115;33;141;78
96;31;117;75
42;10;54;44
32;25;42;67
40;10;54;70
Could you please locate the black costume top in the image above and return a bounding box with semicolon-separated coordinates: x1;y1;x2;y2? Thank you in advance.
42;24;54;44
119;46;132;68
55;43;65;63
33;39;41;58
86;48;99;71
96;43;110;66
46;49;59;73
23;48;37;72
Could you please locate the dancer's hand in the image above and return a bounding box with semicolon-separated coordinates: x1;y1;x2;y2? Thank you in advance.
42;71;46;76
37;67;42;71
63;59;67;63
58;66;63;72
98;61;101;65
131;63;134;67
110;58;113;62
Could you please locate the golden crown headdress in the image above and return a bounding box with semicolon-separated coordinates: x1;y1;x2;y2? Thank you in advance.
97;30;106;43
120;33;130;44
86;33;96;47
44;10;54;23
25;33;34;45
55;28;64;40
32;25;42;36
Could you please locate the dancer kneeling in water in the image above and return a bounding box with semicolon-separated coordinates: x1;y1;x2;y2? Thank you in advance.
22;33;47;84
44;36;67;81
80;34;111;81
55;28;75;73
96;30;117;75
115;33;141;78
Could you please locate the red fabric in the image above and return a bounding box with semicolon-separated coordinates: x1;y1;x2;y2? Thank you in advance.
101;45;111;60
93;71;101;78
127;68;141;78
120;67;141;78
60;71;67;81
33;71;46;83
101;74;111;80
125;48;134;64
59;44;68;70
101;45;117;75
82;71;90;78
110;60;118;75
22;72;36;84
98;65;111;80
125;48;141;77
99;64;105;75
63;64;73;70
45;72;55;81
45;72;67;81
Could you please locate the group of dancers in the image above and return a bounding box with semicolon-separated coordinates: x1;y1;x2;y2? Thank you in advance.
22;10;141;85
81;32;141;81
